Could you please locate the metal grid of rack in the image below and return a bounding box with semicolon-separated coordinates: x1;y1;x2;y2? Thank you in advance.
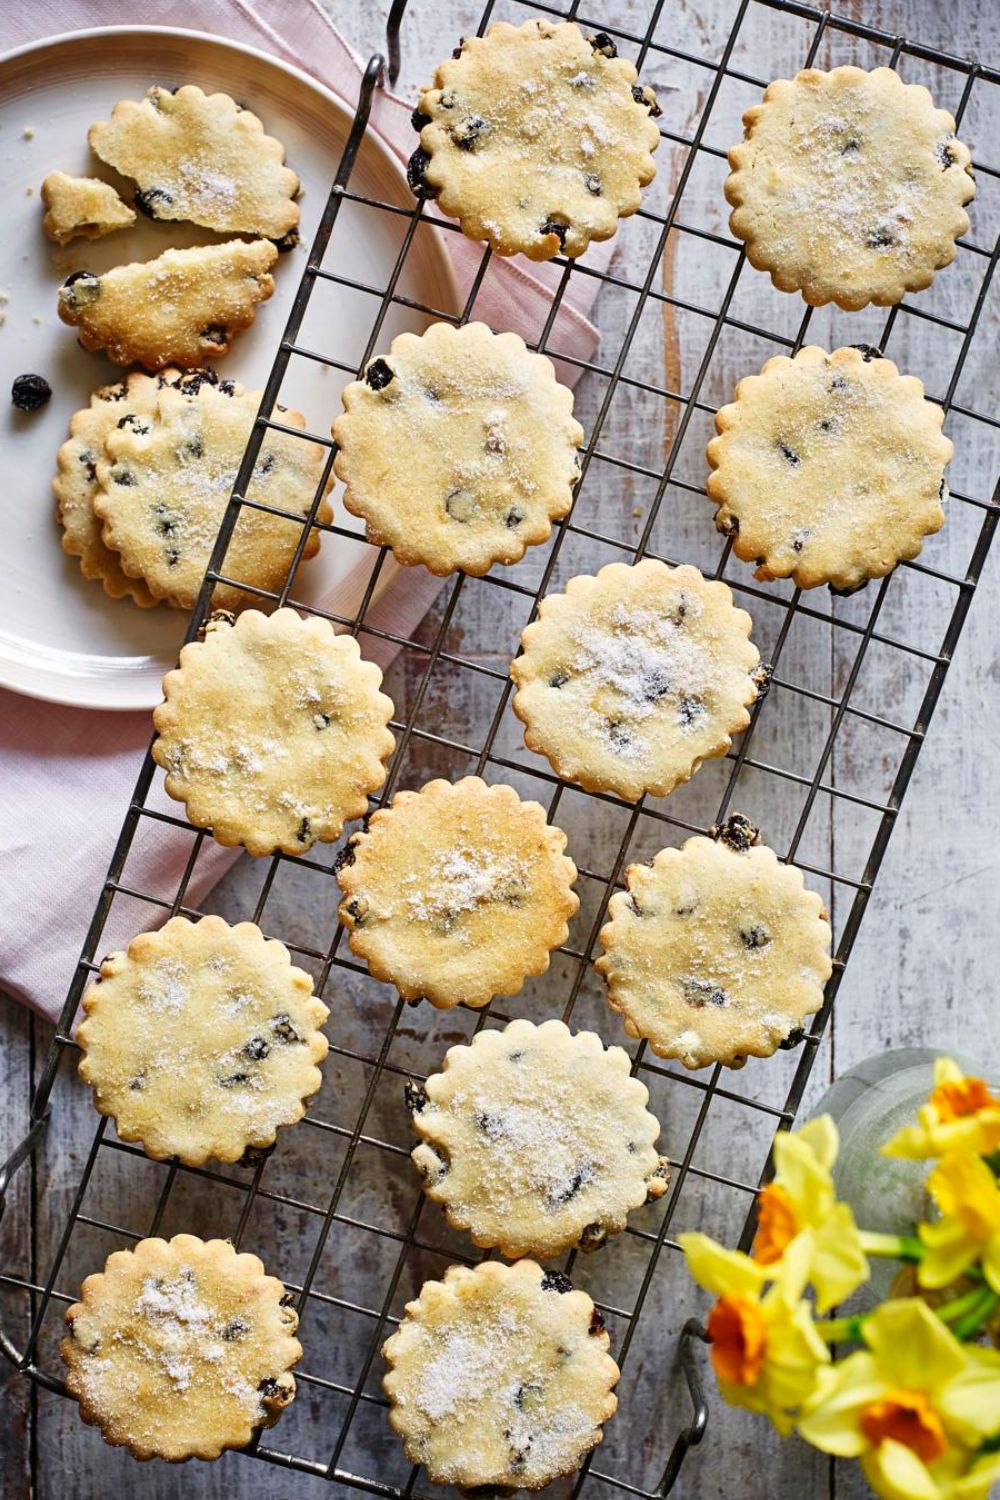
2;0;999;1494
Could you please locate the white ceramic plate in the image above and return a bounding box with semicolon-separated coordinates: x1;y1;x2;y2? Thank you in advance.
0;27;457;709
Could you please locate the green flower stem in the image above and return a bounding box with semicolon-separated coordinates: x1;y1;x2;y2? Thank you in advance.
813;1314;866;1343
858;1230;924;1261
934;1285;996;1324
951;1287;1000;1341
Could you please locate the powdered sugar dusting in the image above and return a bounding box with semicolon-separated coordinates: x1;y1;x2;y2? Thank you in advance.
404;847;527;928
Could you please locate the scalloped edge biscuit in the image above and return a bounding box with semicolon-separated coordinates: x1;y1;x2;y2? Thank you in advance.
725;66;975;309
336;776;579;1008
76;915;329;1166
707;345;952;591
61;1234;300;1462
382;1258;619;1489
411;19;660;261
152;608;395;856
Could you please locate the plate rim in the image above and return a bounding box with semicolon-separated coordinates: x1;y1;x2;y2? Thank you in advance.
0;23;459;711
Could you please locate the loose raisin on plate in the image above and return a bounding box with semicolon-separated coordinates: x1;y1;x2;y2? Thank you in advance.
11;373;52;411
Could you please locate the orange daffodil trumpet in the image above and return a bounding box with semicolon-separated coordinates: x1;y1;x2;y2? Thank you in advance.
798;1300;1000;1500
680;1066;1000;1500
751;1115;869;1313
882;1058;1000;1161
678;1230;830;1434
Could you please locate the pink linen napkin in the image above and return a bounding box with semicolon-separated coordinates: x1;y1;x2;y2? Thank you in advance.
0;0;610;1023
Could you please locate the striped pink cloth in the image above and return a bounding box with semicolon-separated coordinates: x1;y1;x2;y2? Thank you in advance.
0;0;608;1020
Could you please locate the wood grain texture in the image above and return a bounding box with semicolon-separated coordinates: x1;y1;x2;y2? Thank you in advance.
1;1;998;1497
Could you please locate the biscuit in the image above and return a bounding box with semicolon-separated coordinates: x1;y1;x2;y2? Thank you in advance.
382;1258;619;1489
76;915;329;1166
410;19;660;261
89;84;299;241
93;369;331;612
53;374;160;607
726;66;975;309
596;817;832;1069
336;777;578;1009
707;345;952;592
40;170;135;245
409;1018;668;1257
57;239;277;369
152;608;395;857
61;1234;300;1461
333;322;583;576
510;559;763;802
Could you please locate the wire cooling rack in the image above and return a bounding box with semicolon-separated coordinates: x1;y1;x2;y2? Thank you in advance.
2;0;999;1494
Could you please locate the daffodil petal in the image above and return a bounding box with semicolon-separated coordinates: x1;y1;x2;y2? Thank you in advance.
794;1115;840;1172
983;1231;1000;1295
811;1202;870;1314
934;1058;964;1087
861;1440;941;1500
677;1232;766;1298
935;1346;1000;1444
766;1227;817;1303
796;1352;884;1457
772;1132;834;1222
863;1299;967;1391
954;1452;1000;1500
916;1219;980;1291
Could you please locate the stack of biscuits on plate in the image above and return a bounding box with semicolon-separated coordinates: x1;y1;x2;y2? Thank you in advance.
44;83;332;611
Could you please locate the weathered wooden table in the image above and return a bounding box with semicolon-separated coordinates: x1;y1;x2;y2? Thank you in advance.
2;0;998;1496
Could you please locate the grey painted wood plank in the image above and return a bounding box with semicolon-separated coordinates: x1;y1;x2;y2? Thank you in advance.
0;0;995;1497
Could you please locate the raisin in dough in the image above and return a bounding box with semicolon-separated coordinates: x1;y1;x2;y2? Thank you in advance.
89;84;299;240
76;916;329;1165
53;374;160;607
57;239;277;369
410;1018;668;1258
510;559;762;802
726;66;975;310
411;19;660;261
62;1234;299;1461
383;1259;619;1489
152;609;395;856
596;819;832;1069
94;371;331;612
707;345;952;592
41;171;136;245
333;322;584;576
336;777;578;1009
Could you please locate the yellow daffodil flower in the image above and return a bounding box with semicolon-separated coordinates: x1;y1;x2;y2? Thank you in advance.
798;1299;1000;1497
679;1229;830;1434
749;1115;869;1313
918;1153;1000;1295
882;1058;1000;1160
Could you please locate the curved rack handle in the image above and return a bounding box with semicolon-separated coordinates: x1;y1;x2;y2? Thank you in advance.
660;1320;711;1494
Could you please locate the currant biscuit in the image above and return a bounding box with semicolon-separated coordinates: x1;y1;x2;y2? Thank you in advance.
383;1259;619;1489
152;609;395;856
510;559;763;802
410;19;660;261
93;369;331;612
57;239;277;369
41;171;135;245
726;66;975;309
409;1018;668;1257
333;322;584;576
54;374;160;607
76;915;329;1165
596;817;832;1069
62;1234;300;1461
336;777;578;1009
89;83;299;240
708;345;952;592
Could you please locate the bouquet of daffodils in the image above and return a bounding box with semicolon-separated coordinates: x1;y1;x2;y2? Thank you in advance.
680;1059;1000;1500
